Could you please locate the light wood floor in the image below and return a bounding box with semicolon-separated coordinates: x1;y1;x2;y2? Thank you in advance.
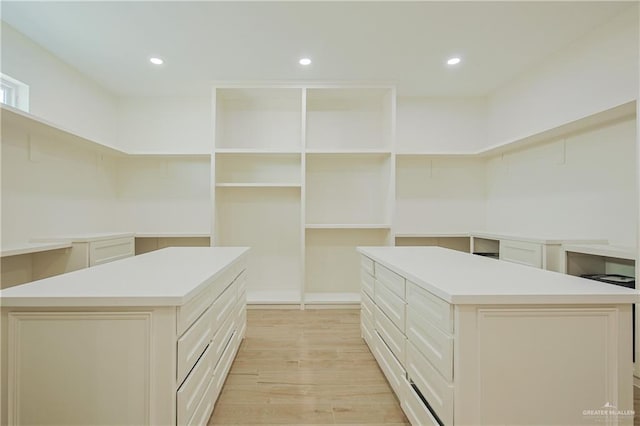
208;309;409;425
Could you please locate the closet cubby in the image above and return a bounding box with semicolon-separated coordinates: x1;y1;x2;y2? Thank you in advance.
214;88;303;151
305;228;389;304
305;153;392;226
214;186;302;304
215;152;301;187
306;88;393;152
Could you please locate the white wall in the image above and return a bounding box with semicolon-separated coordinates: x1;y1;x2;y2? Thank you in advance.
1;24;120;150
395;157;486;235
1;124;121;245
396;97;487;153
487;5;639;148
484;118;636;246
115;157;211;234
117;97;212;154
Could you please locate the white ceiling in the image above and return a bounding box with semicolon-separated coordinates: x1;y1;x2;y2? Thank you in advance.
0;1;634;97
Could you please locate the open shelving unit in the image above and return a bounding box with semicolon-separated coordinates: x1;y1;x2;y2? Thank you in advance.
212;84;395;306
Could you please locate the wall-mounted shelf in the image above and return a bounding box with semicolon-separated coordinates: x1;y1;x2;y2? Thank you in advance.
306;224;391;229
215;148;301;155
305;149;392;156
1;242;72;258
304;292;361;305
216;183;301;188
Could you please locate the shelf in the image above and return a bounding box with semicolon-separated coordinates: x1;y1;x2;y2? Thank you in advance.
1;104;124;156
394;232;470;238
215;87;302;151
216;148;301;155
216;183;301;188
396;152;476;157
306;224;391;229
126;153;211;159
134;233;210;238
305;149;391;156
1;242;72;258
304;292;361;304
563;244;636;261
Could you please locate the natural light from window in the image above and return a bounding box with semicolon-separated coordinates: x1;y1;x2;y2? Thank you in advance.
0;73;29;112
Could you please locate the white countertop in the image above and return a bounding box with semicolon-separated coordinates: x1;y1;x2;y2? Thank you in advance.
0;247;249;307
31;232;135;243
358;246;639;305
1;242;72;258
470;231;607;245
563;243;636;260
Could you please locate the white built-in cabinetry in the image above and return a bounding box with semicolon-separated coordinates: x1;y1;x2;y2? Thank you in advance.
212;85;395;305
0;247;248;426
360;246;636;425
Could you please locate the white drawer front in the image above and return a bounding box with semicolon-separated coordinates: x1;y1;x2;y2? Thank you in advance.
361;291;374;324
235;270;247;300
211;283;238;336
177;306;215;385
374;305;405;366
401;378;441;426
211;313;236;371
499;239;542;268
406;342;454;426
361;270;375;299
210;330;239;408
406;307;453;382
88;237;134;267
374;279;406;332
177;343;215;426
185;372;215;426
406;281;453;334
373;331;405;397
361;310;375;348
375;263;405;299
177;286;215;336
361;255;375;276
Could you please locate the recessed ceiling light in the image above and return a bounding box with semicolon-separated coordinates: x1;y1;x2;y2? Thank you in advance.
447;57;461;66
149;57;164;65
299;58;312;66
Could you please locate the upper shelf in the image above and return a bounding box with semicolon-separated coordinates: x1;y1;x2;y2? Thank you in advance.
1;105;124;156
563;244;636;261
2;105;212;158
1;242;72;258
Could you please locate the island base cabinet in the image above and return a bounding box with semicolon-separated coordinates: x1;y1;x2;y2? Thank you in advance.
3;308;177;426
453;304;634;426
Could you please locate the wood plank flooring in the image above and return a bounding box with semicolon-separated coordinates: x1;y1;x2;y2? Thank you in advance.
208;309;409;425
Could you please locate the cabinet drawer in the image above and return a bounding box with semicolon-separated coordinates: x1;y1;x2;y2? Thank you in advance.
406;342;454;426
361;270;375;299
406;281;453;334
184;371;215;426
361;255;375;276
361;291;374;324
406;306;453;381
375;305;405;366
177;343;215;426
210;330;239;408
177;306;215;385
374;280;405;332
235;270;247;300
499;239;542;268
211;312;236;371
211;283;237;336
376;263;405;299
361;308;375;348
88;237;134;267
373;331;405;397
178;288;215;336
401;378;441;426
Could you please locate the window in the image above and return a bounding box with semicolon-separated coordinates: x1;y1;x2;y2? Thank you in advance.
0;73;29;112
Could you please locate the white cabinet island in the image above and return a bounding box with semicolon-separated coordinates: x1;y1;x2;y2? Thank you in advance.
0;246;249;426
359;246;639;426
